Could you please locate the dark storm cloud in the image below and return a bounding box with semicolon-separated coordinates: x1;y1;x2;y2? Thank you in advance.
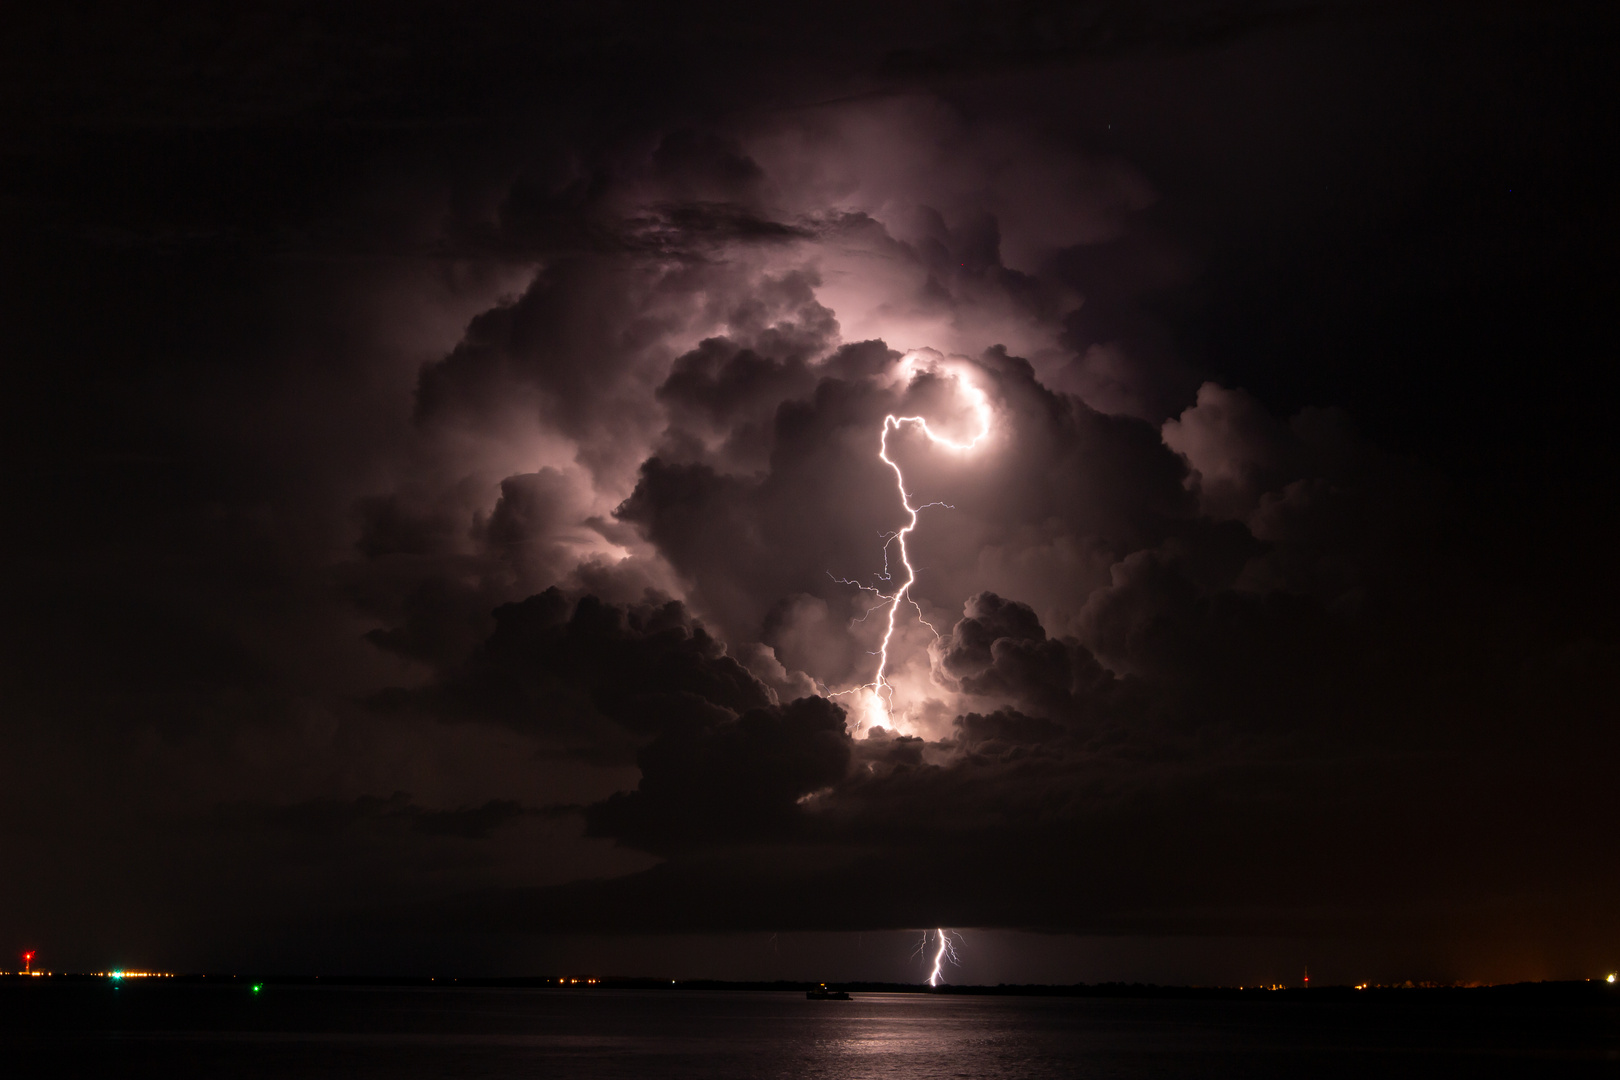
585;695;850;852
938;593;1139;732
381;588;856;852
936;592;1047;679
658;338;816;430
399;589;772;734
411;255;667;447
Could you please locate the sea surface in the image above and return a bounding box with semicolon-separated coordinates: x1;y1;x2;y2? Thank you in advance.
2;983;1617;1078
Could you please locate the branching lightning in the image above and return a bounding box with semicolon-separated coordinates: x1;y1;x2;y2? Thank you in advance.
832;357;992;733
917;927;959;986
829;357;988;988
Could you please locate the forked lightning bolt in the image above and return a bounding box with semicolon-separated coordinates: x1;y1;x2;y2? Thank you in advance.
924;927;959;986
833;359;988;987
834;359;991;731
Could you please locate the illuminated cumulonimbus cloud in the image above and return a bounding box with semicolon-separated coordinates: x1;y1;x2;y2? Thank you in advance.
831;352;993;736
372;95;1157;721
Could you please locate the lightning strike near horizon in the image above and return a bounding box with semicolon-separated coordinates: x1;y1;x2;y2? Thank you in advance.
922;928;959;986
833;357;992;735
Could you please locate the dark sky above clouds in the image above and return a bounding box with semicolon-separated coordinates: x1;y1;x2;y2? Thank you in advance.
2;0;1618;984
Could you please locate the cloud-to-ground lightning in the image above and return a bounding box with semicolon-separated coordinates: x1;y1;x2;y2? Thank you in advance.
833;358;988;986
834;357;992;733
917;927;959;986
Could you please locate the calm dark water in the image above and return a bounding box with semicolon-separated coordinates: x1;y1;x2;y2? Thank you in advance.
2;984;1617;1078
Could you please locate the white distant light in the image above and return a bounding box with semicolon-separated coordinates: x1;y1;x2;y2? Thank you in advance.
1608;973;1615;983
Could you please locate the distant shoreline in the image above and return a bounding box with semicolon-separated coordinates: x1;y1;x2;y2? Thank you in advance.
2;973;1617;1003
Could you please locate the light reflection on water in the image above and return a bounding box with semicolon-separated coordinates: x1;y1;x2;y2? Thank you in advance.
2;986;1616;1078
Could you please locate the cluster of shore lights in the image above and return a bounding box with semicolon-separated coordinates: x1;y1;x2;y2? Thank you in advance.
4;970;176;979
558;977;599;985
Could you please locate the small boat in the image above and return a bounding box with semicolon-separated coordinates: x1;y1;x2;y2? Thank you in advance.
806;983;850;1000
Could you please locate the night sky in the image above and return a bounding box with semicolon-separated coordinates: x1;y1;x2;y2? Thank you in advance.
3;1;1618;985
